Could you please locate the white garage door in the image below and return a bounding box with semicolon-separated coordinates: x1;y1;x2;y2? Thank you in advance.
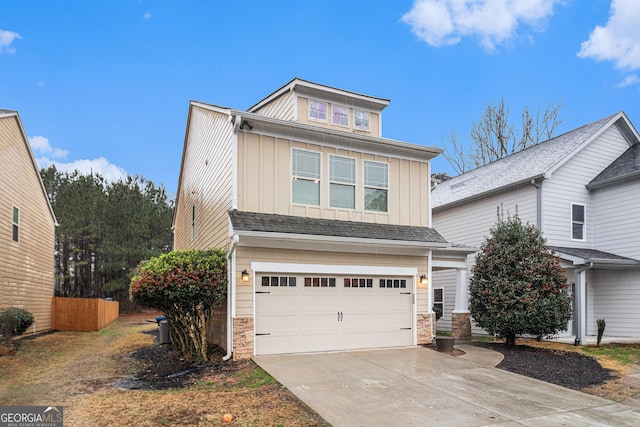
255;274;414;355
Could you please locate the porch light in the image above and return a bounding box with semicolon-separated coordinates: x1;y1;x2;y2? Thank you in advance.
420;274;428;286
241;269;249;282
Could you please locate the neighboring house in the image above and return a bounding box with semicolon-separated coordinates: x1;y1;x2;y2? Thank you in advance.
0;110;57;333
173;78;466;359
432;112;640;343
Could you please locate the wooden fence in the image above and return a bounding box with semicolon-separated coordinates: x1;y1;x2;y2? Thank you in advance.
52;297;119;331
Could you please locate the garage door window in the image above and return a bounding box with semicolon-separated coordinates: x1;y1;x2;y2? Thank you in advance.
380;279;407;289
304;277;337;287
262;276;297;287
344;278;373;288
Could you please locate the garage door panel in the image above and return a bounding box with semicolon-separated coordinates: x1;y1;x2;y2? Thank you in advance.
255;273;414;356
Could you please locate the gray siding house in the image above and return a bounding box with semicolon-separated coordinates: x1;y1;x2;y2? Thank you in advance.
432;112;640;343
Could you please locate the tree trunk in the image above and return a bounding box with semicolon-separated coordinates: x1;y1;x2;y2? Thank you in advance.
505;334;517;347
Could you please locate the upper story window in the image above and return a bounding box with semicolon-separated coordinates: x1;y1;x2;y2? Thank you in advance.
12;206;19;243
292;149;321;205
329;155;356;209
364;161;388;212
354;110;370;131
331;105;349;127
309;100;327;122
571;203;585;241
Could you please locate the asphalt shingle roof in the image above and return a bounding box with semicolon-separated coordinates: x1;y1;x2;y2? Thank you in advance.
549;246;639;263
228;210;448;244
432;113;620;209
587;143;640;189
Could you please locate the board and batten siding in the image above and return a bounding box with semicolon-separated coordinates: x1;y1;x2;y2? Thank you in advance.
234;246;429;319
542;126;632;247
252;90;295;121
588;269;640;337
591;180;640;260
236;133;431;227
174;105;234;250
295;97;381;137
0;115;55;333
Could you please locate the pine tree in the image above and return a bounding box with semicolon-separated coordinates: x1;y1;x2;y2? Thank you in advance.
469;209;572;346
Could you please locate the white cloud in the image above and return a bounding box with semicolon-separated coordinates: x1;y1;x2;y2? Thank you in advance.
616;74;640;87
29;136;69;159
401;0;561;51
0;29;21;54
143;11;151;20
37;157;128;183
30;135;127;182
578;0;640;70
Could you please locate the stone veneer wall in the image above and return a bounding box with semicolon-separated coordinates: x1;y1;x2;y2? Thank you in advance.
452;312;472;340
232;317;254;360
417;313;435;344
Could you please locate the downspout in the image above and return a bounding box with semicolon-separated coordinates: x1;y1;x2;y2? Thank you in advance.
575;262;594;345
530;179;542;229
223;234;239;361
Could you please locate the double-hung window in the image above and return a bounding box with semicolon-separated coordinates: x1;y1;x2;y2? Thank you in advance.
329;156;355;209
354;110;370;131
571;203;585;241
433;288;444;318
292;149;321;205
364;161;388;212
331;105;349;127
309;100;327;122
12;206;19;243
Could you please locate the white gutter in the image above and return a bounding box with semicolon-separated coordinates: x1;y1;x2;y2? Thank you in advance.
223;234;239;361
575;262;594;345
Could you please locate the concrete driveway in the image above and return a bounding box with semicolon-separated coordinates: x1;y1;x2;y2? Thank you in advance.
254;345;640;426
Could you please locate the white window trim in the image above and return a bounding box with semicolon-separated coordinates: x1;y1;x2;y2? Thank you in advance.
291;147;321;206
329;154;356;210
354;109;371;131
570;202;586;242
12;205;19;243
363;160;389;213
433;287;444;316
331;104;350;128
308;99;328;123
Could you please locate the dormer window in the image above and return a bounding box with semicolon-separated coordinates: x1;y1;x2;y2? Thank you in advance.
354;110;370;131
309;100;327;122
331;105;349;127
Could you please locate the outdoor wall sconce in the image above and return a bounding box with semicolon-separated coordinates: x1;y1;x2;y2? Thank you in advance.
420;274;428;286
241;269;249;282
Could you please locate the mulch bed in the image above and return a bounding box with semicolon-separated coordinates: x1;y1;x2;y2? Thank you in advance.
476;342;617;390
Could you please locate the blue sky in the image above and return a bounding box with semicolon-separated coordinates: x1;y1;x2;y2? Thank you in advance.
2;1;639;198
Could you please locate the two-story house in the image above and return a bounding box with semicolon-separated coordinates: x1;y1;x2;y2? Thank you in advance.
432;112;640;344
0;110;57;333
173;78;467;359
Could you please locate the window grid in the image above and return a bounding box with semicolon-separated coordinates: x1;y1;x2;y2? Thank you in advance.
331;105;349;127
354;110;370;131
309;100;327;122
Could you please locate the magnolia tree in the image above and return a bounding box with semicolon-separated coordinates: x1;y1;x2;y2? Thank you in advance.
130;249;227;361
469;211;572;346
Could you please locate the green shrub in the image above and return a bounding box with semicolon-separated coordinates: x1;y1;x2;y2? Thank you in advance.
0;308;35;338
129;249;227;361
597;318;606;347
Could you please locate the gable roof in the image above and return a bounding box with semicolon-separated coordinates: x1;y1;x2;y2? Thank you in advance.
0;110;58;226
247;78;390;113
229;210;448;246
432;112;638;211
587;143;640;190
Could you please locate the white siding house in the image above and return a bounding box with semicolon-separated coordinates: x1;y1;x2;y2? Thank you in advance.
432;112;640;342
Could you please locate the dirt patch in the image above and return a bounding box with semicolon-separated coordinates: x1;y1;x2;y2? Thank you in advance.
0;312;329;426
